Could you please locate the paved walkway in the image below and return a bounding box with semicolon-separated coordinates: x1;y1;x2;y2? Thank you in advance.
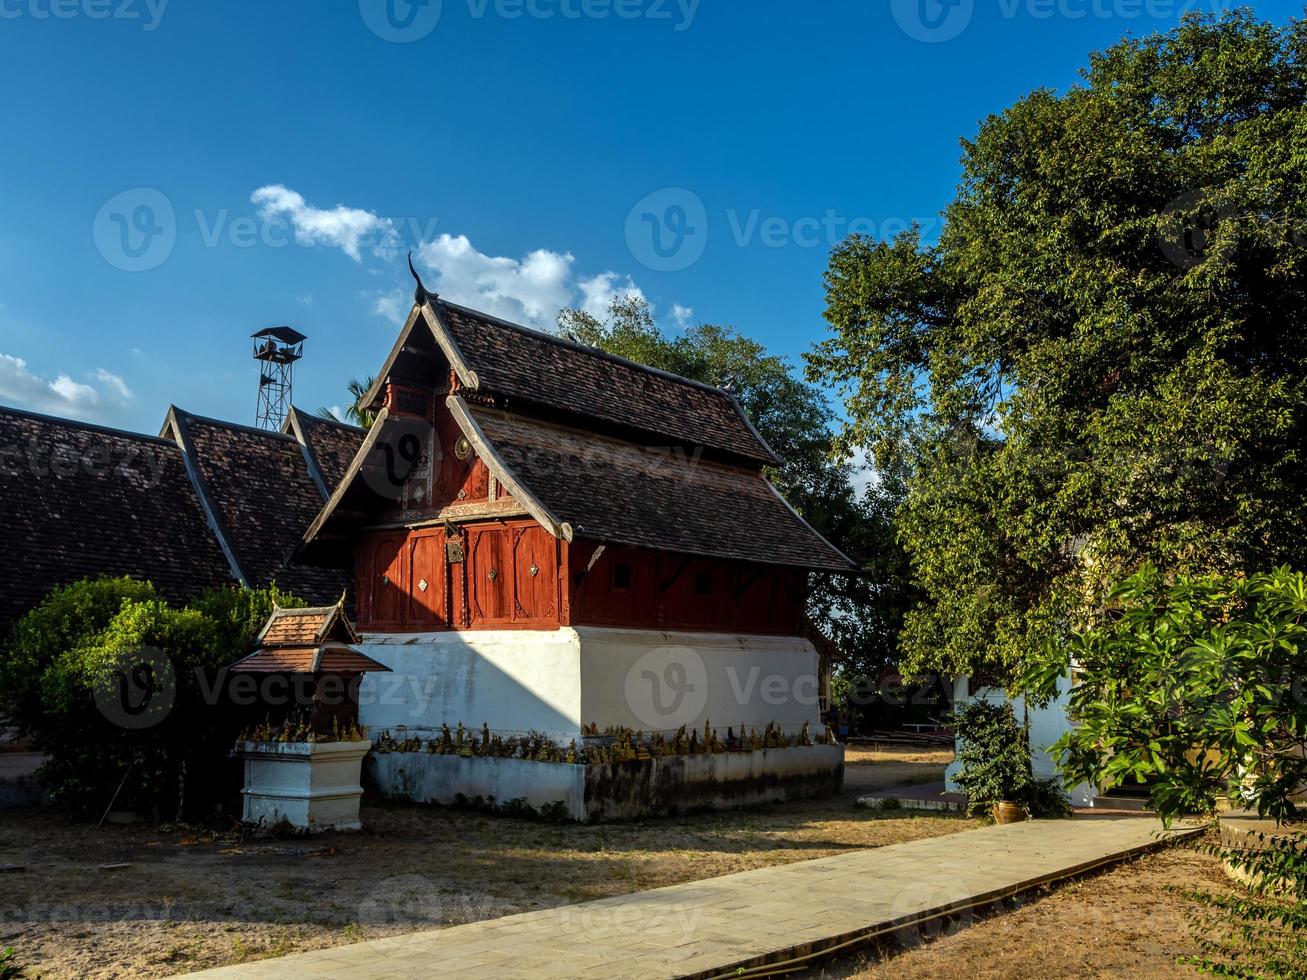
182;816;1197;980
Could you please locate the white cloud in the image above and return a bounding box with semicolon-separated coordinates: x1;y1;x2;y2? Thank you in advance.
577;272;645;320
671;304;694;329
0;355;133;421
414;234;577;329
847;446;882;498
251;185;398;262
93;369;133;402
371;288;410;324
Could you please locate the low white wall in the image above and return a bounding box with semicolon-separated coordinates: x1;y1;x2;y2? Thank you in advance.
944;675;1095;806
356;627;824;742
366;751;587;820
365;743;844;822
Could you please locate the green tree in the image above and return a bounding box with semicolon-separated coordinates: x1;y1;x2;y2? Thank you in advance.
808;12;1307;679
1;578;300;818
319;375;377;429
559;296;914;677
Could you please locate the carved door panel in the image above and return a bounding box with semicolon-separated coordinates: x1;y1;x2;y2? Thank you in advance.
468;526;511;625
408;533;447;628
371;532;407;626
511;525;556;624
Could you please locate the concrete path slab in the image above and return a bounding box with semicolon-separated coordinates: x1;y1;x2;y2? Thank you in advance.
179;816;1197;980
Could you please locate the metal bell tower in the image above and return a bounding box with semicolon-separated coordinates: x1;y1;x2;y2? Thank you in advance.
252;326;306;430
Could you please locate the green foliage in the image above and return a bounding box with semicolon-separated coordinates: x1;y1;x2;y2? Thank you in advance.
1021;564;1307;826
1182;831;1307;979
558;294;917;677
0;947;19;980
808;12;1307;679
0;577;156;735
318;375;377;429
952;700;1034;816
0;577;301;819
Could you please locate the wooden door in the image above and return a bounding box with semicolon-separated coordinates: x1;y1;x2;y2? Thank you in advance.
511;525;556;623
408;532;448;628
370;532;407;626
468;526;512;626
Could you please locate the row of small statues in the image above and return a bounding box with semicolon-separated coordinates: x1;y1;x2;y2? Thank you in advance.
372;719;837;764
239;714;369;745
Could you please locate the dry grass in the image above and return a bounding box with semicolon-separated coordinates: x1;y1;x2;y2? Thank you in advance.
0;746;967;978
801;842;1235;980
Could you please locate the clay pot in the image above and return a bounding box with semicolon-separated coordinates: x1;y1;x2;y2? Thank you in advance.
992;801;1029;824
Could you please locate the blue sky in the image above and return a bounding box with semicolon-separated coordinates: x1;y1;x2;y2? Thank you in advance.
0;0;1299;432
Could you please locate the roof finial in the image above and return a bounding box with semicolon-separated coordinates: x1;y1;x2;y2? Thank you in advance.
408;251;436;304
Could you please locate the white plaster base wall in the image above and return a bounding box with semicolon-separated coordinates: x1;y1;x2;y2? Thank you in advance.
365;744;844;822
355;627;823;741
239;740;371;832
367;751;586;818
944;676;1096;807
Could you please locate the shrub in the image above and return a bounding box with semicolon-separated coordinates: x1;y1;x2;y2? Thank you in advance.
1;577;298;820
952;700;1033;817
1020;564;1307;825
0;577;156;734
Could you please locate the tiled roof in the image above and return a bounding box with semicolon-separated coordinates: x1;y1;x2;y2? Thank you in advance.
435;301;779;467
168;410;352;601
464;402;855;572
255;602;359;646
285;409;366;494
231;644;388;674
0;405;234;637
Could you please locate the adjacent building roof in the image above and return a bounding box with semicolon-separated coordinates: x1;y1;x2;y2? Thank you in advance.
284;408;367;495
162;408;359;599
0;399;366;640
363;297;781;467
0;405;235;636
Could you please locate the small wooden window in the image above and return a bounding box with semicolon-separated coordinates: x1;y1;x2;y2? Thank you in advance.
694;571;713;596
612;562;633;591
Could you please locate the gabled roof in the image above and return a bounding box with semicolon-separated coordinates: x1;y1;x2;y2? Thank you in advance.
362;297;781;467
161;408;352;599
255;600;361;647
232;599;386;674
0;404;234;637
282;408;367;497
300;295;857;573
458;400;855;572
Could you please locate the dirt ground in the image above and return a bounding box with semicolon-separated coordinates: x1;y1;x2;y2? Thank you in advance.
802;842;1235;980
0;746;964;978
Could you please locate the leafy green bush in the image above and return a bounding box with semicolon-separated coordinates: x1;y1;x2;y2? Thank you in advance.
952;700;1033;817
0;578;299;820
1021;564;1307;824
0;577;156;734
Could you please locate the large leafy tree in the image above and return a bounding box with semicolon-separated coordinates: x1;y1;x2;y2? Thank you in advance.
808;12;1307;679
559;297;914;677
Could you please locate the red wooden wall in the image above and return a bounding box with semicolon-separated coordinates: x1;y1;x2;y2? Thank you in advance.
354;382;803;636
355;524;802;635
355;520;561;631
567;542;802;635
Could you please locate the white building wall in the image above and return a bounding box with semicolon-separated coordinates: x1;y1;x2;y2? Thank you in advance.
576;627;824;736
944;674;1095;807
355;627;824;741
356;629;584;739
